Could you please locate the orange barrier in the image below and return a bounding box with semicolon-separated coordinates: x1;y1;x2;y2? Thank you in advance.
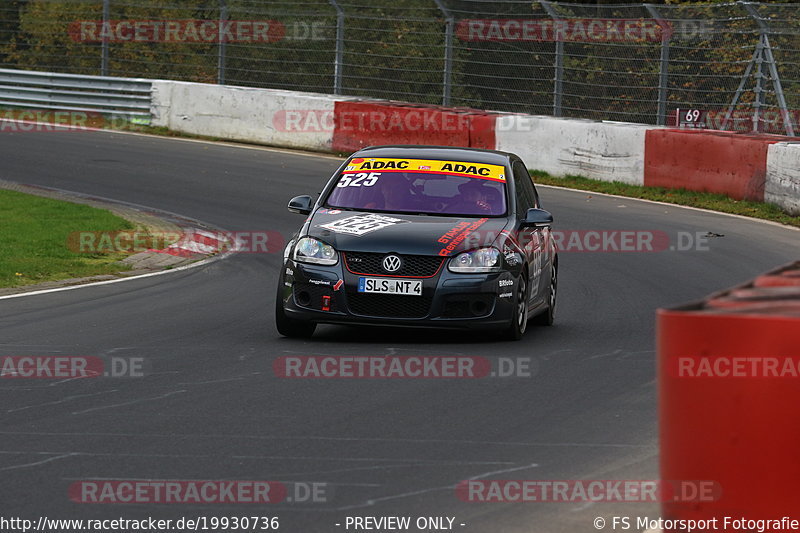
331;100;496;153
644;129;791;201
658;261;800;530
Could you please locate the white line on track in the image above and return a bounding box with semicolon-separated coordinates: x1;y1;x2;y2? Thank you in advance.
0;249;233;301
0;452;78;472
70;390;187;415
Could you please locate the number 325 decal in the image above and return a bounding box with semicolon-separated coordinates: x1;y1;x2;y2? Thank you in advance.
337;172;380;187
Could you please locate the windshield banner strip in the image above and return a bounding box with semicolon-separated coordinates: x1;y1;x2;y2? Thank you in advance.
342;158;506;182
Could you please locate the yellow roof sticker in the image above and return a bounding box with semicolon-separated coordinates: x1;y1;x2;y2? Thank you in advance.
343;158;506;182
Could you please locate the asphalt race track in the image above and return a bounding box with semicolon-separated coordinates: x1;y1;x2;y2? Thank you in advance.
2;129;799;532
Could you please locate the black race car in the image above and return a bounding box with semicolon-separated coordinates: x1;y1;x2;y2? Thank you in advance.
275;146;557;340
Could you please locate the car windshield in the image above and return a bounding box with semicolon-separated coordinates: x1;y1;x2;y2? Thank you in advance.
325;158;507;217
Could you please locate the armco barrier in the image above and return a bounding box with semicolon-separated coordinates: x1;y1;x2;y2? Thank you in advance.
644;129;793;202
765;142;800;216
494;115;656;185
658;261;800;530
0;68;152;119
330;100;496;153
151;81;352;151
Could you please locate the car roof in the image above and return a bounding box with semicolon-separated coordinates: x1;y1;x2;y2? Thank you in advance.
351;145;515;166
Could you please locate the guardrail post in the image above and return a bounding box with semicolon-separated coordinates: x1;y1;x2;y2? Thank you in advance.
761;35;793;136
645;5;670;126
433;0;454;106
722;44;758;132
101;0;110;76
329;0;345;95
753;42;765;133
539;0;563;117
218;0;228;85
744;2;765;133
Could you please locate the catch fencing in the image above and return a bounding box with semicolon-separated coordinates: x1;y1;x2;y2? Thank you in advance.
1;0;798;134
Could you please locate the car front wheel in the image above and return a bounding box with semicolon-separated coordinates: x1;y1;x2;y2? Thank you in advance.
501;275;528;341
532;260;557;327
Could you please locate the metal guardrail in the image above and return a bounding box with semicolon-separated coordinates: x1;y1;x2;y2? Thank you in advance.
0;69;152;119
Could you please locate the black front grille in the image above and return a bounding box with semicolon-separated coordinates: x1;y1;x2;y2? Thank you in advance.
347;292;433;318
344;252;443;278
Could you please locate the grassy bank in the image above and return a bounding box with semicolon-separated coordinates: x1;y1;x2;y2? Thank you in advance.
0;189;134;288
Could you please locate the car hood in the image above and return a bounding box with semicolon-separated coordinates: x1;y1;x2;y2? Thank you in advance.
306;209;511;256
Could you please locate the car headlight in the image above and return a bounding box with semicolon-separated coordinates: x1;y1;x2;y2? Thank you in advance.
448;247;501;273
292;237;338;265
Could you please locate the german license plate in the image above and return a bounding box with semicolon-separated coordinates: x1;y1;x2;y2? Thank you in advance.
358;277;422;296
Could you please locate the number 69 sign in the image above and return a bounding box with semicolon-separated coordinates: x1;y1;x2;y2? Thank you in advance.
675;108;708;129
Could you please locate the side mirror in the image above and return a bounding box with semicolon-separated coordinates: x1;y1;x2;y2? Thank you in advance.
521;208;553;228
288;195;313;215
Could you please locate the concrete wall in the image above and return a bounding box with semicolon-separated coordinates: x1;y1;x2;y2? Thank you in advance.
766;142;800;215
151;81;348;152
495;115;658;185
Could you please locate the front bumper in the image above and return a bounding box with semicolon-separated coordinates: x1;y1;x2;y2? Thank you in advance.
279;257;519;330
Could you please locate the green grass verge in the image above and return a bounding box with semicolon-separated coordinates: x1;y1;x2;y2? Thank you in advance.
531;171;800;229
0;189;134;288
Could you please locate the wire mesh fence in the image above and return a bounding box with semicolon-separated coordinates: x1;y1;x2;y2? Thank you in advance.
1;0;798;134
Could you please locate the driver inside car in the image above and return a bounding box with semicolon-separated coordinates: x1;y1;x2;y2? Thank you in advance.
454;181;492;213
365;175;416;211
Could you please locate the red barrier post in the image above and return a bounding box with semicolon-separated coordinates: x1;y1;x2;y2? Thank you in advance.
658;261;800;530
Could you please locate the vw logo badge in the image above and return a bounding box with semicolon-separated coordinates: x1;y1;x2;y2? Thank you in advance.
382;254;402;273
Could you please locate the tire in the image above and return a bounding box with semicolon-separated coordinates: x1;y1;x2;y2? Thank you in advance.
532;259;557;327
501;275;528;341
275;283;316;338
